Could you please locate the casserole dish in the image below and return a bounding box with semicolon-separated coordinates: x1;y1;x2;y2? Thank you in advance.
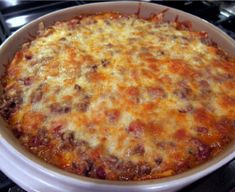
0;1;234;192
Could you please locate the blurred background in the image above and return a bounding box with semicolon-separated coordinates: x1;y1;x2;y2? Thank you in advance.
0;1;234;192
0;0;235;44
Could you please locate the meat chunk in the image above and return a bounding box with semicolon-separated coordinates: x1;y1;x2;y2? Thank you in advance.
199;80;210;88
61;131;74;142
178;104;193;113
74;84;82;91
31;89;43;103
50;103;71;113
191;138;211;161
221;136;231;145
77;95;90;112
51;121;65;135
127;120;144;137
0;94;23;120
147;87;166;99
127;87;139;96
59;132;76;151
198;80;211;96
131;144;145;155
216;48;229;61
101;59;110;67
72;160;93;176
91;64;98;71
200;32;217;47
231;120;235;129
105;155;119;167
156;141;176;150
12;127;23;139
176;20;192;30
67;18;80;29
105;109;120;123
196;126;208;134
96;166;106;179
117;161;137;181
137;164;152;176
77;103;89;112
30;129;50;147
175;160;191;173
174;81;192;99
24;54;33;60
155;157;163;165
23;76;33;86
215;118;233;135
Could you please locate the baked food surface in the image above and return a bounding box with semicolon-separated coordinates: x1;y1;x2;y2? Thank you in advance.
1;12;235;181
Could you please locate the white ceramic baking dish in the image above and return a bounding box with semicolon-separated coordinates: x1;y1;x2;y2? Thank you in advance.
0;1;235;192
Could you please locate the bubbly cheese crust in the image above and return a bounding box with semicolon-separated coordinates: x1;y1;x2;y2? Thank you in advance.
1;12;235;180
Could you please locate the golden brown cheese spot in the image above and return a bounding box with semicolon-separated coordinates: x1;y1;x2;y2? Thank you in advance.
22;111;45;133
1;12;235;181
224;81;235;90
194;108;215;127
174;129;187;140
213;60;235;74
142;69;158;80
87;72;107;82
219;96;235;107
168;59;198;78
105;109;120;123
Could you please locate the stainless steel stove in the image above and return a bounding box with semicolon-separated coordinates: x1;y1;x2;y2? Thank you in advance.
0;1;235;192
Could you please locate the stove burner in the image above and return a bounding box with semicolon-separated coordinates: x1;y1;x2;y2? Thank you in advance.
0;0;84;43
179;159;235;192
0;171;14;191
0;1;234;191
156;1;235;40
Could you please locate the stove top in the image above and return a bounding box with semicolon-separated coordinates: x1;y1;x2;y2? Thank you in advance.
0;1;235;192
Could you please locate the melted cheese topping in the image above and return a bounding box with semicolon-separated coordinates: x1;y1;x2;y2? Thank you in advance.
2;13;235;180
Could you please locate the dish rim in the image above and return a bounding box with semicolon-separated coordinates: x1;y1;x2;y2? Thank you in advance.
0;1;234;188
